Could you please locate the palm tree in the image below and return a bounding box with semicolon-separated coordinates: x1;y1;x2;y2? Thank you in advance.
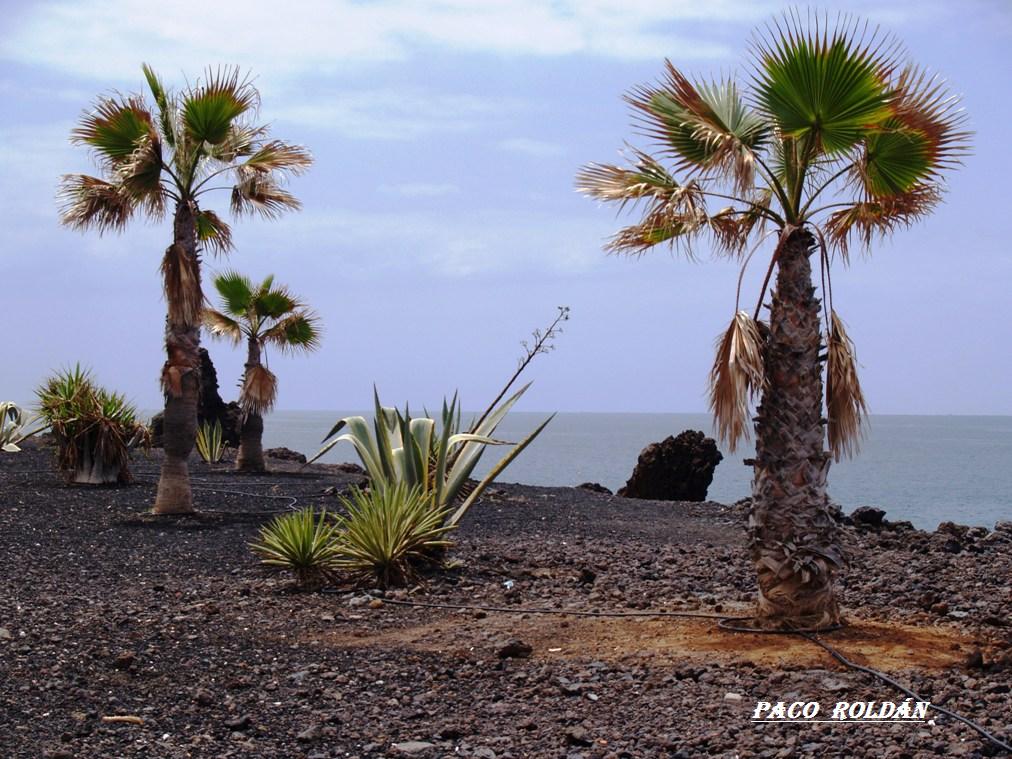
204;272;321;473
60;65;312;513
577;13;969;629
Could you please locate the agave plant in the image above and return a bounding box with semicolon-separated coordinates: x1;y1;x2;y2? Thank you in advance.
195;419;227;463
577;11;969;627
1;402;47;453
310;384;552;529
333;483;454;588
249;507;342;590
36;366;149;484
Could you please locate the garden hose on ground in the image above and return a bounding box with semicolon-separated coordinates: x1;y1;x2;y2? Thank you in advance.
366;595;1012;755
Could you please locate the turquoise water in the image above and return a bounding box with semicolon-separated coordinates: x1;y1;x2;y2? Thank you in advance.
258;411;1011;531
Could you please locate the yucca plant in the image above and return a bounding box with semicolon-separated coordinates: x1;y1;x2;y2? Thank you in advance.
311;385;552;529
1;402;48;453
204;271;321;473
195;419;227;463
249;507;342;590
333;484;453;588
60;65;312;513
36;366;150;484
577;11;969;628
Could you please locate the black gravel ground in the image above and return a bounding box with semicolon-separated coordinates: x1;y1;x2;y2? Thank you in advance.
1;442;1009;759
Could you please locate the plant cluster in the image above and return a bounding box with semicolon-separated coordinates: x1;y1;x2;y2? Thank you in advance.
36;366;149;484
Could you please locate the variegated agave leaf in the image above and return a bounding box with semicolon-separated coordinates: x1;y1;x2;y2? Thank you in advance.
826;311;868;460
709;311;765;452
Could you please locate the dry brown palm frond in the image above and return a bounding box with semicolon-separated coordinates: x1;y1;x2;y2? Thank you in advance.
57;174;137;232
709;311;766;452
824;184;941;261
709;207;753;257
202;308;244;344
230;175;301;219
239;140;313;177
890;65;972;175
116;132;165;218
575;149;682;208
160;243;203;327
240;364;278;416
826;311;868;461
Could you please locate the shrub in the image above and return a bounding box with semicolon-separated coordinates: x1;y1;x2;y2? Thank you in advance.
333;483;453;588
195;419;227;463
36;365;149;484
249;507;342;590
1;402;47;453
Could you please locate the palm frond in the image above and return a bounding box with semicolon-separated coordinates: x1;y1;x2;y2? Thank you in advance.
238;140;313;178
58;174;137;232
826;311;868;460
889;65;971;175
160;243;203;327
212;270;254;316
70;95;155;167
709;311;766;452
203;308;244;344
230;175;301;219
628;64;768;192
182;66;258;145
240;363;278;416
195;209;233;256
823;184;941;260
253;287;298;320
142;63;177;148
262;312;322;354
751;11;900;155
115;131;165;216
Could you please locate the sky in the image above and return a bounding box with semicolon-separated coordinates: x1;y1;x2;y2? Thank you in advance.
1;0;1010;416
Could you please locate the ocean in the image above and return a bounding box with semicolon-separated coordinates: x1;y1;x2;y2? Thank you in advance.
257;411;1011;531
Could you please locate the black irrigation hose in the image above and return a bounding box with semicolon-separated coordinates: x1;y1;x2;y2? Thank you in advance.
366;596;1011;755
799;631;1012;755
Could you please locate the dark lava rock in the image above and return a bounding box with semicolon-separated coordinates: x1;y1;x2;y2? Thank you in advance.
224;714;252;731
577;482;612;495
937;521;970;538
112;651;135;670
265;447;307;464
617;430;722;501
565;726;593;746
335;462;367;475
851;506;886;527
150;348;241;446
578;567;597;585
497;639;533;659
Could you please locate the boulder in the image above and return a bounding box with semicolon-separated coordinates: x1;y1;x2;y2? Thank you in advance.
265;447;307;463
851;506;886;527
617;430;722;502
150;348;242;446
577;482;612;495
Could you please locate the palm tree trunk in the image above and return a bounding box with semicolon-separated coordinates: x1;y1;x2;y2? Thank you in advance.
750;227;843;628
236;338;266;474
153;202;201;514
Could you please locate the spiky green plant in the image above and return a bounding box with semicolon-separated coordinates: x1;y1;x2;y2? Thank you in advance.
249;507;342;590
35;366;149;484
195;419;226;463
1;402;47;453
577;11;969;628
333;484;453;588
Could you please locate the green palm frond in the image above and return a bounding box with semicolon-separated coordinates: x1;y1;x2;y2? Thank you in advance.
261;312;321;354
70;96;156;166
253;287;298;320
890;65;971;175
142;63;177;148
182;66;258;146
212;270;255;316
628;64;768;192
751;12;898;155
57;174;137;232
195;209;233;256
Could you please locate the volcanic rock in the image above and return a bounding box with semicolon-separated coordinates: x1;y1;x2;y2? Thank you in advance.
617;430;722;501
264;447;307;463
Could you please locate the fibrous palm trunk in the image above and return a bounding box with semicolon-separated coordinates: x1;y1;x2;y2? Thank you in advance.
153;202;201;514
750;227;843;628
236;337;266;473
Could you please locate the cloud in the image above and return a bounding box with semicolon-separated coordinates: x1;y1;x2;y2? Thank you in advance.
498;138;566;158
0;0;775;82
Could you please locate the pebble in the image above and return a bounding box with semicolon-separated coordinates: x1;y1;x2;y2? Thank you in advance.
391;741;436;755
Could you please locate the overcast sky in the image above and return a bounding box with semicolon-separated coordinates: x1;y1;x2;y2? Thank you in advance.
2;0;1009;416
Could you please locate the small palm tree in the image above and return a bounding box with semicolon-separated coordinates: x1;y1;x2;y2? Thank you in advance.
577;12;969;628
204;271;321;472
60;65;312;512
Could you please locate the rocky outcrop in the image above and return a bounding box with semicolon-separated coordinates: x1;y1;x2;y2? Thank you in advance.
150;349;241;446
617;430;722;502
265;447;307;464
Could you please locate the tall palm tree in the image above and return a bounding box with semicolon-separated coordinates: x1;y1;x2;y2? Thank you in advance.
204;272;321;473
60;65;312;513
577;13;969;628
